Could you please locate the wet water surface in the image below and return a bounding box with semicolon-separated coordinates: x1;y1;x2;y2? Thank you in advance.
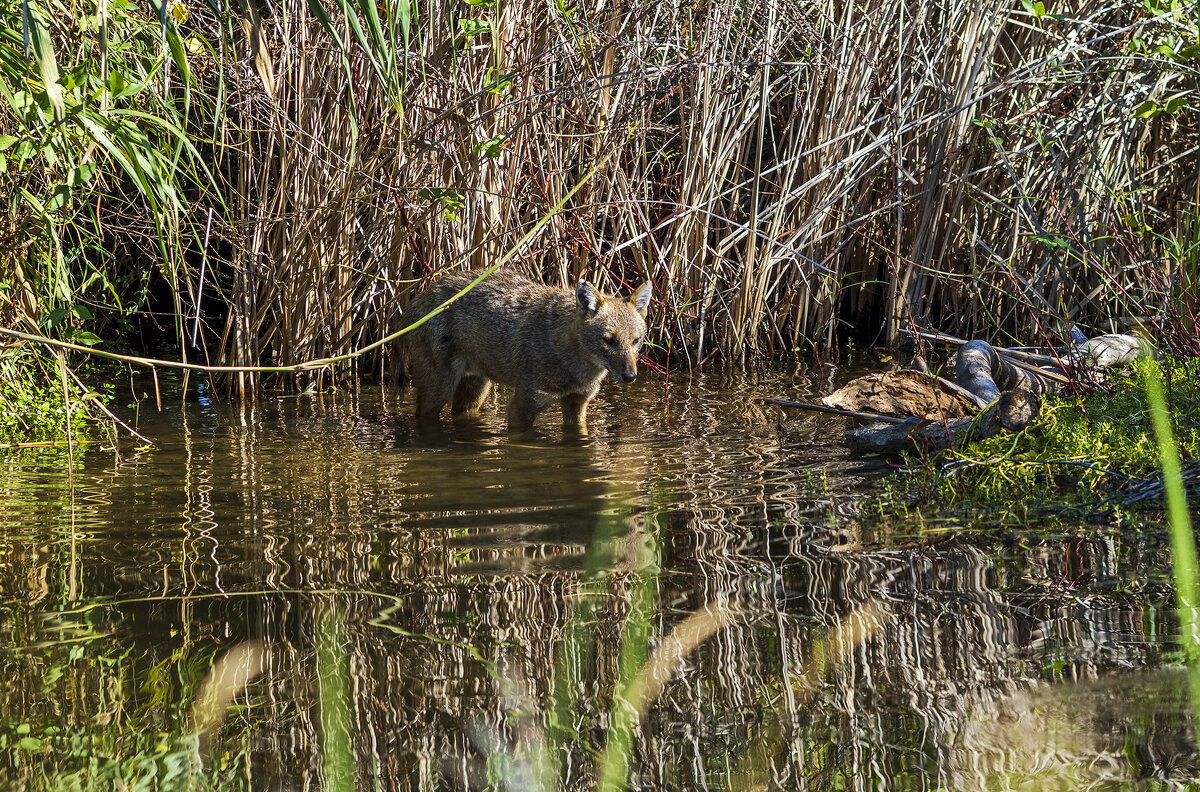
0;366;1195;790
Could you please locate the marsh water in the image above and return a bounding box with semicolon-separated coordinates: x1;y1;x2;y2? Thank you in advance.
1;364;1197;791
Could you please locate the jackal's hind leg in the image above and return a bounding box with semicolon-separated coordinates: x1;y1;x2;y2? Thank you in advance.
451;375;492;415
507;390;552;432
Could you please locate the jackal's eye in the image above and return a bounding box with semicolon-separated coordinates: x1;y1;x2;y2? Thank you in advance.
604;334;618;348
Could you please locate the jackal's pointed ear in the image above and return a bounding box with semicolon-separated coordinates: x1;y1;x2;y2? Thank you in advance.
576;280;603;315
629;281;652;317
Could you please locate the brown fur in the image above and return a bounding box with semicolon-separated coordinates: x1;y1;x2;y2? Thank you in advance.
402;269;652;433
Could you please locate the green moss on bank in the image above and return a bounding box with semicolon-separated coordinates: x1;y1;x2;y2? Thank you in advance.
882;356;1200;522
0;348;100;447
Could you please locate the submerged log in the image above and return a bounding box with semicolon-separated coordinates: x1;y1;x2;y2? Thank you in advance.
844;391;1042;455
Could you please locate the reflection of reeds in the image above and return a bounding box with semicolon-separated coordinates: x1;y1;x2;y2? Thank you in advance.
472;482;886;791
8;377;1200;788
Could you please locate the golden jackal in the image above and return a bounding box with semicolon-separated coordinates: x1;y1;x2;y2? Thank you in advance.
402;269;652;433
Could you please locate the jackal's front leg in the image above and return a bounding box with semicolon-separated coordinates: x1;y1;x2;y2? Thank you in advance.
560;393;592;435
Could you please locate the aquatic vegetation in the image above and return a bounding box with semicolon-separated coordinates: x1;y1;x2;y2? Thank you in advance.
0;347;104;446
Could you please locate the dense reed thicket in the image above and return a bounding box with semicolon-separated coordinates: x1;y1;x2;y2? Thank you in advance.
2;0;1198;393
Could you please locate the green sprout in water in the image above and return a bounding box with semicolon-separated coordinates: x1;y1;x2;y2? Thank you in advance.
1141;359;1200;736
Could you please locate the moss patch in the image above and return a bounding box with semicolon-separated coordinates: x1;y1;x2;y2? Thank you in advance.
0;348;103;446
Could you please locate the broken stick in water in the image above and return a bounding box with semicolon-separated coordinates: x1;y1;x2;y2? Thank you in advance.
767;398;915;425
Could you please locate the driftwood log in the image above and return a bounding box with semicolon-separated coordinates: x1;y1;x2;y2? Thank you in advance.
843;391;1041;455
954;334;1152;403
955;341;1064;402
775;332;1152;455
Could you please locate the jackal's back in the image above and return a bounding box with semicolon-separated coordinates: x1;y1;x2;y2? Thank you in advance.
405;270;596;392
402;268;651;431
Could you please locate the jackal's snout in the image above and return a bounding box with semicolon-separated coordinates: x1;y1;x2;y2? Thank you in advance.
601;339;643;384
602;351;639;384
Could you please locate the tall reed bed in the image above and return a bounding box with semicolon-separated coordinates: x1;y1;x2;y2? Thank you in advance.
194;0;1199;379
3;0;1198;390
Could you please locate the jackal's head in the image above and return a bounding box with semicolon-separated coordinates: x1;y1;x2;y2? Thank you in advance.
576;279;652;383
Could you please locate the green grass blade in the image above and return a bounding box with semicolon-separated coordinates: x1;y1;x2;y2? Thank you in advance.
1143;361;1200;651
20;0;63;121
304;0;360;140
1142;359;1200;743
355;0;395;86
597;529;658;792
316;602;355;792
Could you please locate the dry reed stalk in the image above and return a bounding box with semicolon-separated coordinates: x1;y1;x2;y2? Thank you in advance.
176;0;1196;381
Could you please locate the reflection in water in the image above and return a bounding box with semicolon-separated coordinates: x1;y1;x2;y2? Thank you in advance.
0;365;1195;790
